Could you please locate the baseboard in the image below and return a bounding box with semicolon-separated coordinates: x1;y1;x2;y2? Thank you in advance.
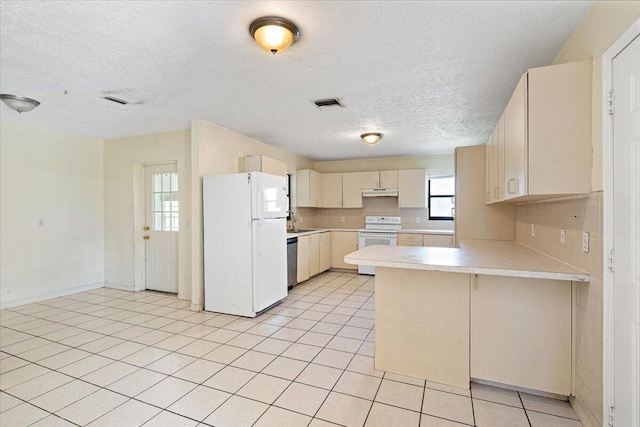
191;303;203;312
0;282;105;310
104;282;135;292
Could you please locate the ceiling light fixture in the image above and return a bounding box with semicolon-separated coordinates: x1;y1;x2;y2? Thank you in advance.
250;16;300;55
0;94;40;113
361;133;382;145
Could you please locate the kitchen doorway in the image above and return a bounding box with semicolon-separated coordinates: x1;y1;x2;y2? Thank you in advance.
603;20;640;427
143;163;179;293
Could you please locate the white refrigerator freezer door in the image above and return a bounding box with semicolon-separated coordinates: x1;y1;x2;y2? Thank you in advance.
251;172;287;220
252;218;287;312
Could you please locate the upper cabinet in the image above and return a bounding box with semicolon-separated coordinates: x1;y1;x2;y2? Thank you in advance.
342;172;363;208
398;169;427;208
485;115;505;204
488;60;592;203
361;170;398;190
322;173;343;208
297;169;322;207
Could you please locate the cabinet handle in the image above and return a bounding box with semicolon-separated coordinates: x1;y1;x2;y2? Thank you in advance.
377;181;380;189
486;191;490;202
451;207;455;217
507;178;519;195
493;187;499;199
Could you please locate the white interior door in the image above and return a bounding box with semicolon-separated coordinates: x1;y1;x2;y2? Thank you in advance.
145;164;179;293
612;34;640;427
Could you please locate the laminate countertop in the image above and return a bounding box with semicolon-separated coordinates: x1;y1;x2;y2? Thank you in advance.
344;239;590;282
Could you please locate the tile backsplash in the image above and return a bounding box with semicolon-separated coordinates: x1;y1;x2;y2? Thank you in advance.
295;197;454;230
516;192;603;427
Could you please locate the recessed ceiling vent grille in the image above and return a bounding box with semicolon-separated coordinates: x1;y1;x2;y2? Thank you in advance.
103;96;128;105
313;98;343;108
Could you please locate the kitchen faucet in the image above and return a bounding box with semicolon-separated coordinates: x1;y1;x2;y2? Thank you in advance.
286;210;297;229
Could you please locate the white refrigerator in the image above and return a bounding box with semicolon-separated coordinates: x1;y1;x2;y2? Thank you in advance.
203;172;288;317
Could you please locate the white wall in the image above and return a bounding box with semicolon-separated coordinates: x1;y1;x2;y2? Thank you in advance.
190;119;314;310
103;129;191;299
0;121;104;308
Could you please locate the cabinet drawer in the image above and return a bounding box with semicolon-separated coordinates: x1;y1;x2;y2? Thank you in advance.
398;233;423;246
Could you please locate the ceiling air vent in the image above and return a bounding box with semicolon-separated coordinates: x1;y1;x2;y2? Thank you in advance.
103;96;129;105
313;98;343;108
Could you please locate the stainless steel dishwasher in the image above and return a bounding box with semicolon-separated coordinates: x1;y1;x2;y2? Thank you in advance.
286;237;298;289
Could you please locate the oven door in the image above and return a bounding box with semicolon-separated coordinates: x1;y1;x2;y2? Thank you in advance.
357;233;397;275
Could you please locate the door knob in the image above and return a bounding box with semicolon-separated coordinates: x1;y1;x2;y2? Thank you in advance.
143;226;150;231
143;235;150;240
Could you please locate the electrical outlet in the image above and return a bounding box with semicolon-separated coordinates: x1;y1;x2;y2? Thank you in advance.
582;232;590;253
37;218;45;227
340;216;345;223
415;217;420;224
560;228;566;246
530;223;536;237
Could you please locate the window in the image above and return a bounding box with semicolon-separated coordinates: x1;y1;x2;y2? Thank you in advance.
428;176;455;220
153;172;179;231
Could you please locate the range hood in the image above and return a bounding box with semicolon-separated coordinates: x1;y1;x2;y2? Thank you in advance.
362;188;399;197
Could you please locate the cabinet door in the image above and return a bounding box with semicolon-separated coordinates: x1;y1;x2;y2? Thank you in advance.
296;235;310;283
342;172;363;208
398;233;423;246
322;173;343;208
310;170;322;207
296;170;311;207
331;231;358;270
471;275;571;395
319;232;331;272
398;169;427;208
503;74;527;200
422;234;454;248
308;234;320;276
527;60;592;195
380;170;398;189
485;132;493;204
496;114;505;201
361;171;379;190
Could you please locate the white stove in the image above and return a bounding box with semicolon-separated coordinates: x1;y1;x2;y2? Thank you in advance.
358;216;402;275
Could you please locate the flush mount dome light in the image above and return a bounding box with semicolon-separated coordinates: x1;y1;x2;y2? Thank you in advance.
361;133;382;145
0;94;40;113
250;16;300;54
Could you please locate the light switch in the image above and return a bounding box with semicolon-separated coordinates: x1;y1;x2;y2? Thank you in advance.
530;223;536;237
38;218;45;227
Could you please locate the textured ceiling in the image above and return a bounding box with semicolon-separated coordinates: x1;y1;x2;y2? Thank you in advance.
0;1;592;161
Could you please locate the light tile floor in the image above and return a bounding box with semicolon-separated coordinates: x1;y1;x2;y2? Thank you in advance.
0;271;583;427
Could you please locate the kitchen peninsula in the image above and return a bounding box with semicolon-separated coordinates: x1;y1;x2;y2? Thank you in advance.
344;240;590;396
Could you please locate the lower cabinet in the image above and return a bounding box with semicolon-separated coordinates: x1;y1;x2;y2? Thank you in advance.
331;231;358;270
308;234;320;277
398;233;455;248
297;232;333;284
319;232;331;272
296;235;310;283
398;233;422;246
422;234;454;248
470;275;572;395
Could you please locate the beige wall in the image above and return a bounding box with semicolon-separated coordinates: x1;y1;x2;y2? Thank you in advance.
103;129;192;299
0;121;104;308
313;154;454;175
190;119;314;310
306;154;455;230
553;1;640;192
518;3;640;426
